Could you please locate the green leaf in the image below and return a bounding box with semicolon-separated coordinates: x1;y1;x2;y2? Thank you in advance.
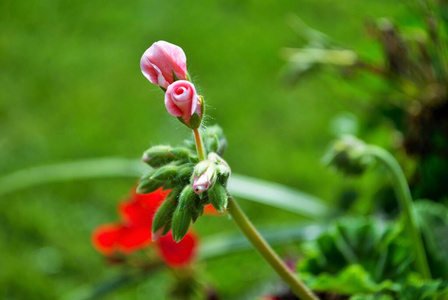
227;173;330;219
199;222;326;260
298;217;414;294
414;200;448;279
301;264;398;295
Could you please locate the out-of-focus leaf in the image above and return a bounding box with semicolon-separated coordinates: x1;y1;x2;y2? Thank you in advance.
297;215;448;298
0;159;330;218
227;174;330;219
285;14;333;47
397;275;448;300
199;222;326;260
301;264;398;295
298;217;414;293
414;200;448;279
0;158;146;197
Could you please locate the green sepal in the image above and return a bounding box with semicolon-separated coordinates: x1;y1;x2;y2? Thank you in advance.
159;86;167;93
178;185;197;210
151;191;178;235
188;113;202;129
199;95;205;116
151;164;179;181
194;159;213;177
172;70;179;82
178;116;187;125
207;182;228;213
172;206;192;242
206;135;220;153
217;164;230;186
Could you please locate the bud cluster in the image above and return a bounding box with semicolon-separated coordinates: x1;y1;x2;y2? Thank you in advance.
138;126;230;242
323;135;372;176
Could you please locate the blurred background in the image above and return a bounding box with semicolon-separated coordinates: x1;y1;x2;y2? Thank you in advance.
0;0;422;299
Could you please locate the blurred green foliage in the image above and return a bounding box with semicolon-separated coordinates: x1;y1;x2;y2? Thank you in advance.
0;0;412;299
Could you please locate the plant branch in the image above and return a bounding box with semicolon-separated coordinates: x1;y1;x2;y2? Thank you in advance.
226;195;319;300
367;146;431;279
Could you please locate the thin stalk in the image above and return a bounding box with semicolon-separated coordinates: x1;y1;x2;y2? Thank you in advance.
191;128;318;300
193;128;206;160
367;146;431;279
227;195;319;300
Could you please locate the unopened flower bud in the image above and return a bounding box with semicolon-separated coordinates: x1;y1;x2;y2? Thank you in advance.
178;185;198;210
140;41;187;89
212;153;231;185
175;164;194;183
172;206;193;242
207;182;228;213
137;169;161;194
142;146;195;167
203;125;227;155
323;135;371;176
165;80;203;129
151;164;180;181
142;145;175;167
192;159;217;194
151;191;178;241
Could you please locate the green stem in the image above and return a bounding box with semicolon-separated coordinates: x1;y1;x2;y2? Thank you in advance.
193;128;206;160
191;128;317;299
227;195;318;300
367;146;431;279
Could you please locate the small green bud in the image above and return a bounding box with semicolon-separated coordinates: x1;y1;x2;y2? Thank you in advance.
151;164;180;181
214;154;231;186
190;204;204;223
172;206;192;242
142;145;175;167
175;164;194;183
207;182;228;213
203;125;227;155
170;147;193;161
178;185;198;210
151;192;178;241
206;135;220;153
137;169;162;194
323;135;372;176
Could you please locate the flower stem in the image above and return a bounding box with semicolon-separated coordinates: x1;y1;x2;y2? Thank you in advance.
193;128;206;160
191;129;317;299
226;195;318;300
367;146;431;279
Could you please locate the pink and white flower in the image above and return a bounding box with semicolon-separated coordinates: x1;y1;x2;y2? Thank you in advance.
164;80;202;125
140;41;187;88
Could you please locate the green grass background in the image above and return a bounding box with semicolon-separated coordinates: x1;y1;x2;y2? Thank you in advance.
0;0;411;299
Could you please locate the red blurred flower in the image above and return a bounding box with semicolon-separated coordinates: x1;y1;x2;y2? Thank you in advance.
92;187;216;268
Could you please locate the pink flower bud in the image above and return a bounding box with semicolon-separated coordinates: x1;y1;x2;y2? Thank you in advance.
192;160;217;194
165;80;202;126
140;41;187;88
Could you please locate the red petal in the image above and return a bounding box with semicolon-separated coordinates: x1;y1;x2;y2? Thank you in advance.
91;223;123;255
119;188;171;227
204;204;220;215
117;225;153;254
157;231;197;268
